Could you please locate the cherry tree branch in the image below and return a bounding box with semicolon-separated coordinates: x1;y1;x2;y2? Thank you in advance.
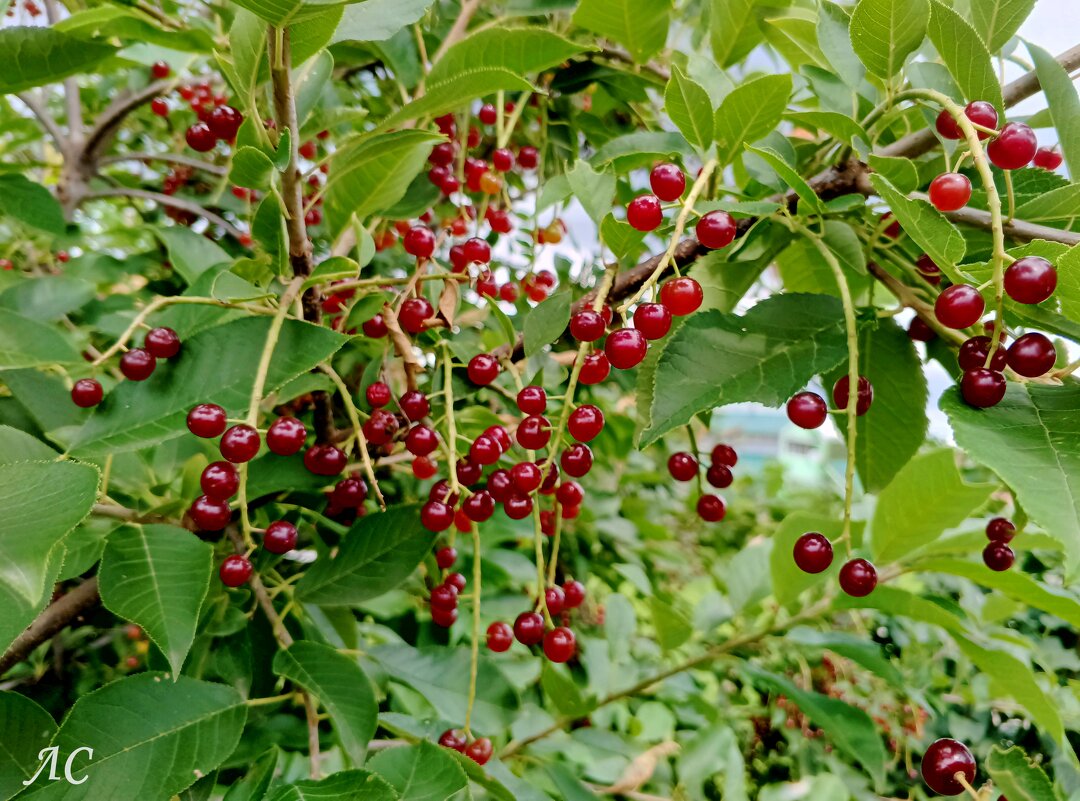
99;152;228;176
16;91;67;151
84;188;244;239
911;193;1080;246
0;578;100;676
83;79;175;164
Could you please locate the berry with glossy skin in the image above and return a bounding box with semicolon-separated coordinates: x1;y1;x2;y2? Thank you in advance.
145;327;180;358
399;390;430;421
366;381;391;408
363;314;388;338
832;375;873;415
518;146;539;170
786;392;827;429
421;500;454;532
696;210;737;249
568;404;604;442
650;163;686;201
438;729;466;752
504;493;533;519
187;403;227;438
436;547;457;569
303;444;346;476
362;410;398;448
1033;147;1063;170
185;122;216;152
563;580;586;608
711;444;737;467
446;572;467;592
634;302;672;340
839;559;877;597
463;490;496;522
71;378;103;408
983;541;1015;571
266;416;307;455
120;348;156;381
331;477;367;508
465;738;493;765
487;621;513;652
627;195;663;232
917;254;943;286
456;459;483;485
935;284;985;329
510;462;542;494
544;586;566;616
151;60;170;79
201;461;239;500
958;336;1007;371
412;456;437;479
928;173;972;211
431;584;458;611
570;310;606;342
579;352;611;385
1004;256;1057;304
544;627;576;663
605;328;648;369
706;464;733;488
988;122;1038;170
467;354;500;385
668;452;697;481
697;494;726;522
561;444;593;477
208;105;243;140
405;425;439;457
403;226;436;258
463;237;492;264
516;415;551;450
908;317;937;342
961;368;1006;407
659;276;703;316
190;495;231;531
556;480;584;507
478;103;497;125
517;385;547;415
514;611;545;645
987;517;1016;542
219;555;253;587
1007;332;1056;377
492;148;514;172
264;521;298;554
220;424;261;462
399;297;434;333
432;606;458;627
794;532;834;574
921;738;976;796
935;101;998;140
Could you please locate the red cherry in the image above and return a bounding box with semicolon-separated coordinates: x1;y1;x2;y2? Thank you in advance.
604;328;648;369
399;297;434;333
201;461;239;500
555;480;584;507
504;493;534;519
518;146;539;170
431;584;458;611
1007;332;1055;377
650;163;686;201
412;456;437;479
422;501;455;532
438;729;466;752
659;276;703;316
921;738;976;796
220;424;260;463
302;444;346;475
935;285;985;329
145;327;180;358
627;195;663;232
399;391;430;421
187;403;227;438
667;452;698;481
917;254;943;286
405;425;439;457
983;541;1015;571
298;140;317;160
514;611;545;645
961;368;1006;407
456;459;483;485
208;105;243;140
711;444;737;467
935;101;998;140
578;352;611;385
429;142;455;166
150;97;169;117
331;477;367;507
264;521;298;554
570;310;606;342
832;375;873;415
560;444;593;477
793;532;833;574
516;415;552;450
517;385;547;415
71;378;103;408
486;469;513;502
465;738;493;765
928;173;972;211
786;392;827;429
1033;147;1063;170
696;210;736;249
487;621;513;652
120;348;156;381
563;580;586;608
362;314;388;338
544;586;566;616
478;103;497;125
958;336;1007;372
1004;256;1057;304
468;354;500;385
446;572;467;592
469;432;501;465
543;626;576;662
462;490;494;522
839;559;877;597
706;464;732;488
190;495;231;531
697;494;726;522
986;517;1015;542
436;547;457;569
403;226;436;258
508;462;541;493
463;237;492;264
266;416;307;455
492;148;514;172
567;404;604;442
219;555;253;587
988;122;1037;170
151;60;170;79
634;302;672;340
366;381;392;408
185;123;216;152
431;606;457;627
908;317;936;342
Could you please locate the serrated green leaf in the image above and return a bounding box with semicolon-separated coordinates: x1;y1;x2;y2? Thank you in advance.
523;291;571;358
0;26;117;93
368;742;468;801
427;27;588;87
714;74;791;166
867;154;918;193
818;1;865;87
986;745;1060;801
155;227;232;284
230;146;276;190
265;770;399;801
927;0;1003;115
849;0;929;80
0;692;57;797
745;144;824;214
972;0;1036;52
709;0;763;68
0;175;65;235
333;0;435;43
572;0;671;63
0;309;80;369
870;173;966;276
665;65;713;150
565;160;615;226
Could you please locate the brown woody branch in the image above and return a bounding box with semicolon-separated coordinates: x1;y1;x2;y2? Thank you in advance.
0;578;100;676
99;152;229;176
85;188;245;239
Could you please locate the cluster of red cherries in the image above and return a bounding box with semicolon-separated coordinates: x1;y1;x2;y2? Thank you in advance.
143;62;246;154
69;326;182;409
667;443;738;522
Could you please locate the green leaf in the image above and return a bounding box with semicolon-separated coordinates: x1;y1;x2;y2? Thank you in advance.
1055;244;1080;325
273;642;378;764
867;154;918;193
927;0;1003;115
0;276;93;322
0;424;57;463
709;0;763;68
230;146;276;191
0;175;65;235
971;0;1036;51
325;131;445;234
714;74;791;167
871;449;993;564
371;643;520;732
0;309;80;368
540;663;594;718
818;1;865;87
849;0;929;80
0;460;97;603
69;317;347;456
565;160;616;226
650;596;693;651
1028;42;1080;180
834;585;968;634
665;65;714;150
376;69;534;133
572;0;671;63
745;144;824;215
367;742;468;801
265;770;400;801
747;667;887;787
226;0;344;27
98;524;213;676
600;214;646;261
986;745;1060;801
590;131;694;172
0;548;63;658
333;0;436;43
20;674;246;799
785;627;904;689
771;512;850;606
155;227;232;284
788;111;869;152
1013;184;1080;223
870;173;966;277
0;692;57;798
0;26;117;93
941;383;1080;577
426;27;588;87
295;50;334;126
295;504;429;605
222;748;278;801
641;293;848;447
523;291;571;358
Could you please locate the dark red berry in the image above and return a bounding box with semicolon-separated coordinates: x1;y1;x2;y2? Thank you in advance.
935;284;985;329
706;464;732;489
438;729;466;752
145;327;180;358
431;584;458;611
711;444;737;467
468;354;499;385
465;738;492;765
303;444;346;476
504;493;534;519
560;444;593;477
516;415;551;450
961;368;1006;407
517;385;547;415
1033;147;1063;170
908;317;937;342
921;738;976;796
786;392;827;429
988;122;1037;170
399;297;434;333
935;101;998;140
366;381;392;407
399;390;430;421
928;173;972;211
510;461;541;493
696;211;736;249
917;254;942;286
71;378;103;408
405;425;439;457
659;276;703;316
266;416;307;455
190;495;231;531
264;521;298;554
605;328;648;369
570;310;606;342
544;586;565;616
697;494;725;522
556;480;584;507
983;541;1015;571
188;403;227;438
986;517;1015;543
185;123;216;152
120;348;156;381
362;314;388;338
422;501;454;532
514;611;545;645
518;146;539;170
668;452;698;481
1004;256;1057;304
650;163;685;201
220;424;261;462
432;606;458;627
219;555;253;587
151;60;170;79
543;626;576;662
579;352;610;385
487;621;513;652
436;547;457;569
363;409;400;446
201;461;239;500
456;459;483;485
634;302;672;340
1007;332;1055;377
463;237;491;264
794;532;833;574
446;572;467;591
412;456;437;479
403;226;436;258
463;490;496;522
627;195;662;232
832;375;873;415
838;559;877;597
208;105;243;140
429;142;455;166
567;404;604;442
563;580;586;608
478;103;497;125
958;336;1006;371
331;477;367;508
151;97;171;118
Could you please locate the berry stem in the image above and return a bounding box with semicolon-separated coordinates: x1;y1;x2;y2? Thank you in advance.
464;521;482;736
532;503;551;625
319;363;386;510
617;158;719;314
440;341;461;492
546;505;563;588
954;773;983;801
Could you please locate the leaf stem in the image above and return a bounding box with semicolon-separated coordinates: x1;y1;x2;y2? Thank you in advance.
464;521;483;736
319;364;386;510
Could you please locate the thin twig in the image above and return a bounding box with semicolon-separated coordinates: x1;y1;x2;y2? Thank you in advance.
99;152;228;176
0;579;100;676
85;188;244;239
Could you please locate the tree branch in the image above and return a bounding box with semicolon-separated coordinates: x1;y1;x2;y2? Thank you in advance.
910;192;1080;245
83;78;176;165
99;152;228;176
16;91;67;151
85;188;244;239
0;578;100;676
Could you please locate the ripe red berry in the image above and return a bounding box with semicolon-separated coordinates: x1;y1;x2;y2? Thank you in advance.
399;297;434;333
465;738;493;765
579;352;611;385
145;327;180;359
463;237;491;264
697;494;726;522
438;729;466;752
220;424;261;463
510;462;542;493
668;452;698;481
446;572;467;592
429;142;455;166
219;555;253;587
478;103;497;125
208;105;243;140
634;302;672;340
556;480;584;507
928;172;972;211
917;254;943;286
570;310;606;342
659;276;703;316
422;500;455;532
958;336;1007;372
514;611;545;645
1007;332;1056;377
696;210;737;249
832;375;873;415
399;390;430;421
543;626;576;662
71;378;103;408
487;621;513;652
303;444;346;476
935;101;998;140
560;444;593;477
711;444;737;467
921;738;976;796
627;195;663;232
1004;256;1057;304
517;385;547;415
468;353;500;385
405;425;439;457
403;226;436;258
190;495;231;531
706;464;732;488
431;584;458;611
120;348;156;381
366;381;392;408
412;456;437;479
266;416;307;455
432;606;458;627
986;517;1016;543
1033;147;1063;170
935;284;985;329
605;328;648;369
492;148;514;172
362;314;388;338
793;532;833;574
436;547;457;569
961;368;1006;407
185;123;216;152
151;61;170;79
264;521;298;554
568;404;604;442
983;541;1015;571
456;459;483;485
544;585;566;616
516;415;551;450
518;146;539;170
908;317;936;342
188;403;227;438
201;461;239;500
563;580;586;608
504;493;534;519
786;392;827;429
469;434;501;466
988;122;1037;170
331;477;367;508
839;558;877;597
650;163;686;201
150;98;169;117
